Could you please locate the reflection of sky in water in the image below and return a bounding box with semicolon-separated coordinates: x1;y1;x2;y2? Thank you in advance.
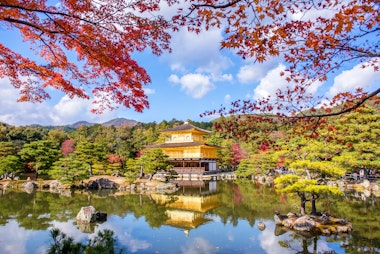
0;220;48;254
0;214;358;253
96;215;151;253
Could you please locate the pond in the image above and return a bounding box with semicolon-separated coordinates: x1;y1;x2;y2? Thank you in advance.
0;180;379;253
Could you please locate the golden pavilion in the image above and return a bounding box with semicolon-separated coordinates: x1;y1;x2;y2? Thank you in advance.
154;121;222;176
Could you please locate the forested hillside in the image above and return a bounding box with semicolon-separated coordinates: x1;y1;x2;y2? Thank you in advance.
0;103;379;186
0;118;212;181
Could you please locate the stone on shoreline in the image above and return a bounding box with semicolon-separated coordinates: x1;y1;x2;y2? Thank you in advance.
22;181;38;193
86;178;117;190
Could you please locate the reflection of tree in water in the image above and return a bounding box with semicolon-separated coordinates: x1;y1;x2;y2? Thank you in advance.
271;187;380;253
0;190;84;230
0;189;169;230
47;228;126;254
2;182;380;253
211;181;295;227
276;227;338;254
324;192;380;252
339;233;380;253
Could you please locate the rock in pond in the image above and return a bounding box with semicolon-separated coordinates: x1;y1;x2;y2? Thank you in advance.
76;206;107;224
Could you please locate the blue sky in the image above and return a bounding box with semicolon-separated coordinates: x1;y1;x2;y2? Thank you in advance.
1;2;379;126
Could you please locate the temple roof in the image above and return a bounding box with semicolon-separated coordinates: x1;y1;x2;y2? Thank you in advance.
161;122;211;134
149;142;221;149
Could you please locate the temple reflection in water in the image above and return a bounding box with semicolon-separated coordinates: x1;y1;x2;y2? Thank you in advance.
150;181;221;236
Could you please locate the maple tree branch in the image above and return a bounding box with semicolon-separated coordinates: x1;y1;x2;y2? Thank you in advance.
289;87;380;119
2;17;59;34
227;88;380;122
335;45;380;58
0;3;97;25
185;0;242;17
191;0;242;9
3;15;94;86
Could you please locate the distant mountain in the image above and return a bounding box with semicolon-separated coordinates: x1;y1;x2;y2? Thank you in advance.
69;118;138;128
68;121;94;128
101;118;138;127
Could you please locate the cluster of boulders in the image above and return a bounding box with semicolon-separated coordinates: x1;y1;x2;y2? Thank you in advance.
86;178;118;190
129;181;179;194
5;177;179;195
337;179;380;197
0;172;19;181
274;211;353;235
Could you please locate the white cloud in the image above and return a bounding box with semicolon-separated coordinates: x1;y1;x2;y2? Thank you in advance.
291;3;338;21
158;1;191;20
167;28;232;75
168;74;180;84
237;59;279;84
0;77;119;126
143;88;155;95
224;94;231;103
0;78;55;126
252;64;322;101
95;217;151;253
259;223;296;254
253;64;288;100
50;95;120;126
180;237;217;254
291;8;336;21
213;73;233;82
52;96;91;122
169;73;216;98
326;63;380;98
0;220;32;254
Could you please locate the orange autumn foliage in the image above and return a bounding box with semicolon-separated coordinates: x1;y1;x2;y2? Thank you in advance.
1;0;378;122
175;0;379;84
173;0;379;139
0;0;173;113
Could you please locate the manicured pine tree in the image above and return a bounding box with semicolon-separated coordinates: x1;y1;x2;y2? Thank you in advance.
18;140;61;179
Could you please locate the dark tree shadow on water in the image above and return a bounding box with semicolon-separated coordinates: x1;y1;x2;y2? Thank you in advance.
275;225;338;254
47;228;126;254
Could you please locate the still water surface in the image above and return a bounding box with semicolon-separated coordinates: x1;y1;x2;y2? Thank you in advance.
0;181;379;253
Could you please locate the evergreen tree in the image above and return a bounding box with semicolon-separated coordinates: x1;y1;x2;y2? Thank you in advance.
0;155;22;175
0;141;18;158
49;156;88;183
332;105;380;171
74;141;107;176
18;140;61;179
137;148;172;179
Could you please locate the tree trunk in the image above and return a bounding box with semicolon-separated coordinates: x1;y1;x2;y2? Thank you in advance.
35;163;39;180
305;168;311;179
139;166;144;179
88;163;93;176
310;192;320;215
301;238;308;253
298;192;307;215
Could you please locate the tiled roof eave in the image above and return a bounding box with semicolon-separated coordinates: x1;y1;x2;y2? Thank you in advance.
161;124;211;134
150;142;222;149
